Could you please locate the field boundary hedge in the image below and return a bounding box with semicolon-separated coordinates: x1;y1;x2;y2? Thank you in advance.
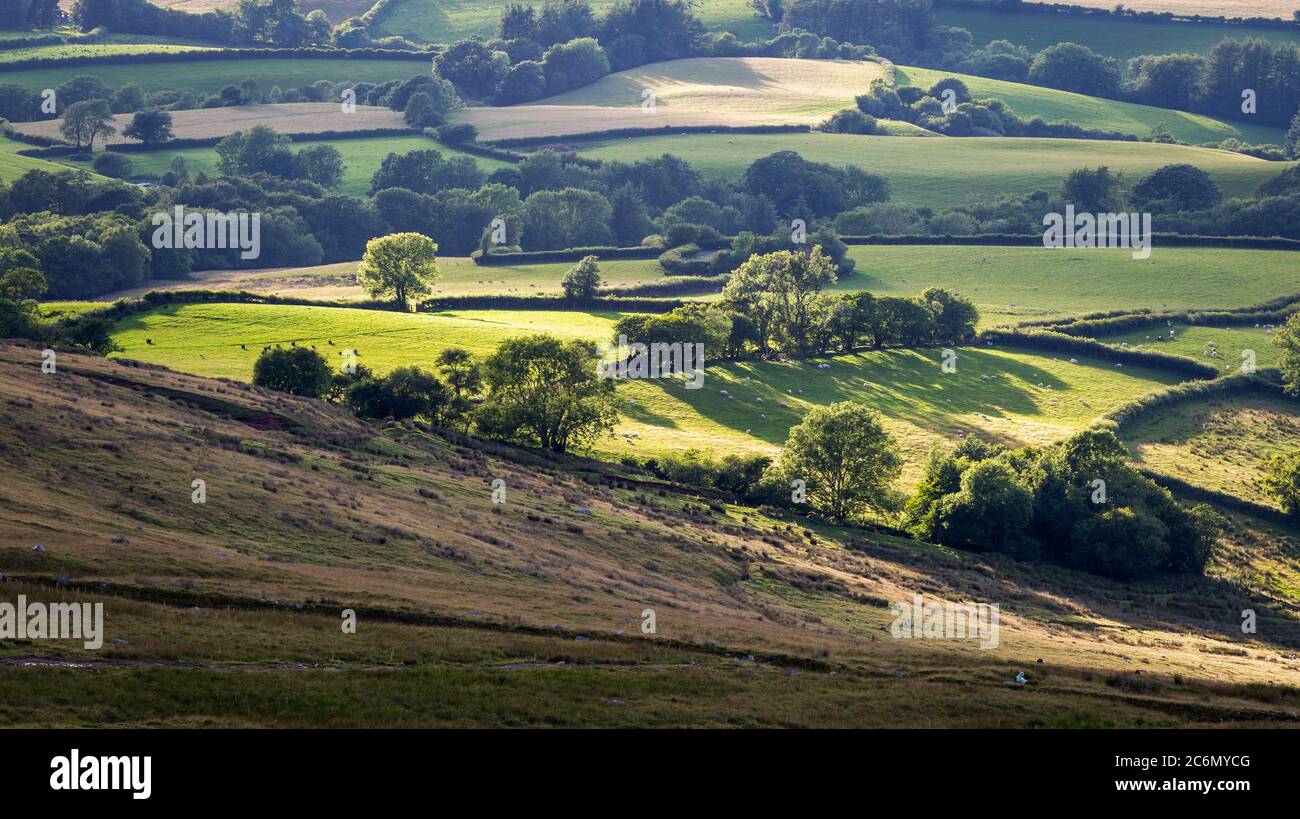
485;123;812;148
838;234;1300;250
472;245;666;265
1025;294;1300;336
1139;470;1295;527
0;46;434;71
13;127;422;155
935;0;1300;30
978;327;1222;379
0;27;109;51
1096;368;1287;430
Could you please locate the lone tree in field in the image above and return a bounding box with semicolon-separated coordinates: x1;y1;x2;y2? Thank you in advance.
561;255;601;300
1276;312;1300;396
778;401;901;521
253;346;333;398
475;334;617;453
60;99;116;150
357;233;439;310
123;109;174;145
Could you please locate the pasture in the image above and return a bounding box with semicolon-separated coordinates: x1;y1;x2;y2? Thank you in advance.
0;56;430;96
1119;392;1300;509
936;6;1300;61
0;42;219;63
459;58;888;139
896;65;1284;146
575;132;1291;210
94;255;670;301
52;134;511;195
1094;324;1284;375
105;301;1185;485
0;132;72;181
11;103;409;144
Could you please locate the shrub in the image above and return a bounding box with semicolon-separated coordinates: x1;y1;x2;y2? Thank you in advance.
253;346;333;398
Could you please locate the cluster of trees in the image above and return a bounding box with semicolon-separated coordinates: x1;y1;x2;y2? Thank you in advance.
608;248;976;359
851;77;1133;140
216;126;345;188
903;431;1224;579
71;0;333;48
4;0;61;30
254;331;617;454
716;248;977;356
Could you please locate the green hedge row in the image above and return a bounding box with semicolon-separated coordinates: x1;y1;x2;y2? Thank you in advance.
978;327;1222;379
417;294;682;312
1137;470;1296;528
1036;294;1300;337
600;276;726;297
485;123;811;148
472;245;664;265
0;46;433;70
838;234;1300;250
1096;369;1285;430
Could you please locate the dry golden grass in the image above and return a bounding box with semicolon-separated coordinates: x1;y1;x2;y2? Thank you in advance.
11;103;407;147
459;57;887;140
1046;0;1296;19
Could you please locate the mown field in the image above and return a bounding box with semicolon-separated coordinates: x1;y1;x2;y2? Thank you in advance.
836;246;1300;326
1095;324;1284;375
576;132;1291;210
51;134;510;195
0;56;429;96
0;42;220;63
936;6;1300;61
94;255;671;301
97;246;1300;328
1120;393;1300;509
376;0;773;44
12;102;408;144
103;301;1185;485
0;133;64;180
460;57;888;139
896;65;1283;145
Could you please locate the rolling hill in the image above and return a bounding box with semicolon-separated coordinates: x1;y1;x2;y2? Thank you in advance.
458;57;889;140
576;132;1291;210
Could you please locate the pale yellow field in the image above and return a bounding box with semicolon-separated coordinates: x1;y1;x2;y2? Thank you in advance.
459;57;888;139
1043;0;1296;18
11;103;408;147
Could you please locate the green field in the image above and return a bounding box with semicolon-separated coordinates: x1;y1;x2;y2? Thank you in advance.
106;301;1185;484
0;56;429;96
377;0;772;43
896;65;1282;145
1095;324;1284;375
0;42;219;63
1119;392;1300;509
108;302;624;377
0;132;78;182
575;131;1291;210
831;246;1300;326
936;6;1300;62
53;134;511;196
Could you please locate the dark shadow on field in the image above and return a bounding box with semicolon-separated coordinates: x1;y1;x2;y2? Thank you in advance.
626;344;1122;447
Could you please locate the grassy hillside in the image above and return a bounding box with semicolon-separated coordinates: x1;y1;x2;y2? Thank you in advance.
104;301;1186;485
3;341;1297;726
1120;392;1300;509
0;42;221;63
0;133;62;180
377;0;772;43
96;246;1300;327
896;65;1283;145
0;56;429;96
1095;324;1284;375
575;131;1291;210
95;255;671;302
936;6;1300;61
52;134;511;196
461;58;887;139
835;246;1300;326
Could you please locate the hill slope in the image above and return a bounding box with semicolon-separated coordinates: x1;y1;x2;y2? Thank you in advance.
459;57;888;140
